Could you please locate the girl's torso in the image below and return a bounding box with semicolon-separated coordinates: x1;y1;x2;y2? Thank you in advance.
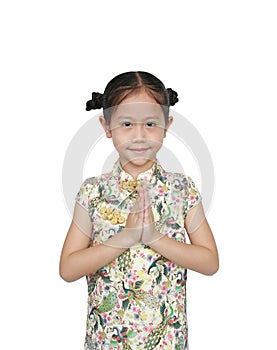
75;159;201;350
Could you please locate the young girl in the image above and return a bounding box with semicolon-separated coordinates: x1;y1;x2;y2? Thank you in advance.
59;71;219;350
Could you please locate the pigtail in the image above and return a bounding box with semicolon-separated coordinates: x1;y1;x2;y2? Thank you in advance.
86;92;104;110
166;88;179;106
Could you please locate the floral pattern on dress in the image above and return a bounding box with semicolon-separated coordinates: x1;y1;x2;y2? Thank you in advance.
75;159;202;350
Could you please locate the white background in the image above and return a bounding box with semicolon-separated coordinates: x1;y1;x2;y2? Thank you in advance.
1;0;276;349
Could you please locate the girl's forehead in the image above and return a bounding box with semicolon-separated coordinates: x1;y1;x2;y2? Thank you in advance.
111;102;164;119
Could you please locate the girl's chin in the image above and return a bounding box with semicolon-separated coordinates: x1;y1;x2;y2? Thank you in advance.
120;157;155;167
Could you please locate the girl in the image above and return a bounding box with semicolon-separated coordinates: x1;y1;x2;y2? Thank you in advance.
59;71;219;350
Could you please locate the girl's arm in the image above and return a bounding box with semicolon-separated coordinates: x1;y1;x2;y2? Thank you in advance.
59;200;144;282
59;203;130;282
147;202;219;275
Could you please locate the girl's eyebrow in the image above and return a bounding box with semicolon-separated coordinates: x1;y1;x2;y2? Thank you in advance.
116;115;133;120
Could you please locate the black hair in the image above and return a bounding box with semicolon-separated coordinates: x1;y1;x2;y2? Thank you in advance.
86;71;178;124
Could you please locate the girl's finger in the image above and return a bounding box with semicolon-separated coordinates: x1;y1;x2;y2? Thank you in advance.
143;186;149;212
143;186;151;210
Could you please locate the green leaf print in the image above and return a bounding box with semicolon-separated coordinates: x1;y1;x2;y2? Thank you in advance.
99;314;105;327
156;202;163;216
98;184;105;198
126;330;137;339
163;264;168;276
110;340;118;347
156;272;162;285
160;302;166;318
175;336;185;350
134;280;144;289
155;166;167;183
173;321;181;329
170;222;181;230
122;299;130;310
87;276;97;295
97;291;117;313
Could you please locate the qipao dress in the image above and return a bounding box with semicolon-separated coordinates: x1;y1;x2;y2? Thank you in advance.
75;159;202;350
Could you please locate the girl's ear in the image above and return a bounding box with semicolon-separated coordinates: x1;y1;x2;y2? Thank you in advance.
99;115;112;138
163;116;173;138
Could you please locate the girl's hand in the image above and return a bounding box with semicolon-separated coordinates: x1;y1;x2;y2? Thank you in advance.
102;193;144;249
109;190;145;248
123;192;144;244
139;186;163;246
103;186;163;248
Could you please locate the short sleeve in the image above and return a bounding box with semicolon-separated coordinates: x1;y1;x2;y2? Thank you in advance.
75;177;97;211
183;176;202;215
73;201;93;237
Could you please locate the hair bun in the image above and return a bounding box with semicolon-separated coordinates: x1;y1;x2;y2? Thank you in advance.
167;88;179;106
86;92;104;110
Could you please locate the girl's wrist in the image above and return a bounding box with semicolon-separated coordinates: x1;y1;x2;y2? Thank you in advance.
142;230;164;247
102;227;139;249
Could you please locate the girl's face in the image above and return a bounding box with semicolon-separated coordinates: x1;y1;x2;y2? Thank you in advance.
100;91;173;177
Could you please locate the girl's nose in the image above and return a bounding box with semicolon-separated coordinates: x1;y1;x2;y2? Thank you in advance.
132;123;145;140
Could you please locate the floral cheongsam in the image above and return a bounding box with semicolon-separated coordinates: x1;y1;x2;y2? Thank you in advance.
75;159;202;350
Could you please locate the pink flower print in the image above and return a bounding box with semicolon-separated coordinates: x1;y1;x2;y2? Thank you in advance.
161;282;167;292
132;306;140;314
118;292;127;300
132;306;137;313
142;335;147;342
131;274;138;282
157;185;164;195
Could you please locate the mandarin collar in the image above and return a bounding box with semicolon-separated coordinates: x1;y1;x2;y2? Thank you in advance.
112;158;167;188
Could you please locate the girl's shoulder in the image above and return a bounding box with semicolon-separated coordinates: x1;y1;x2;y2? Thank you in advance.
75;171;115;210
78;170;114;189
163;169;196;186
161;168;202;201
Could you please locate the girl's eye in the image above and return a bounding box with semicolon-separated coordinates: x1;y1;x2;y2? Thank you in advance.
122;122;132;127
146;122;156;127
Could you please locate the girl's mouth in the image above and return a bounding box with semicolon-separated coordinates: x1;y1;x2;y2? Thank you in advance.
128;148;150;154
